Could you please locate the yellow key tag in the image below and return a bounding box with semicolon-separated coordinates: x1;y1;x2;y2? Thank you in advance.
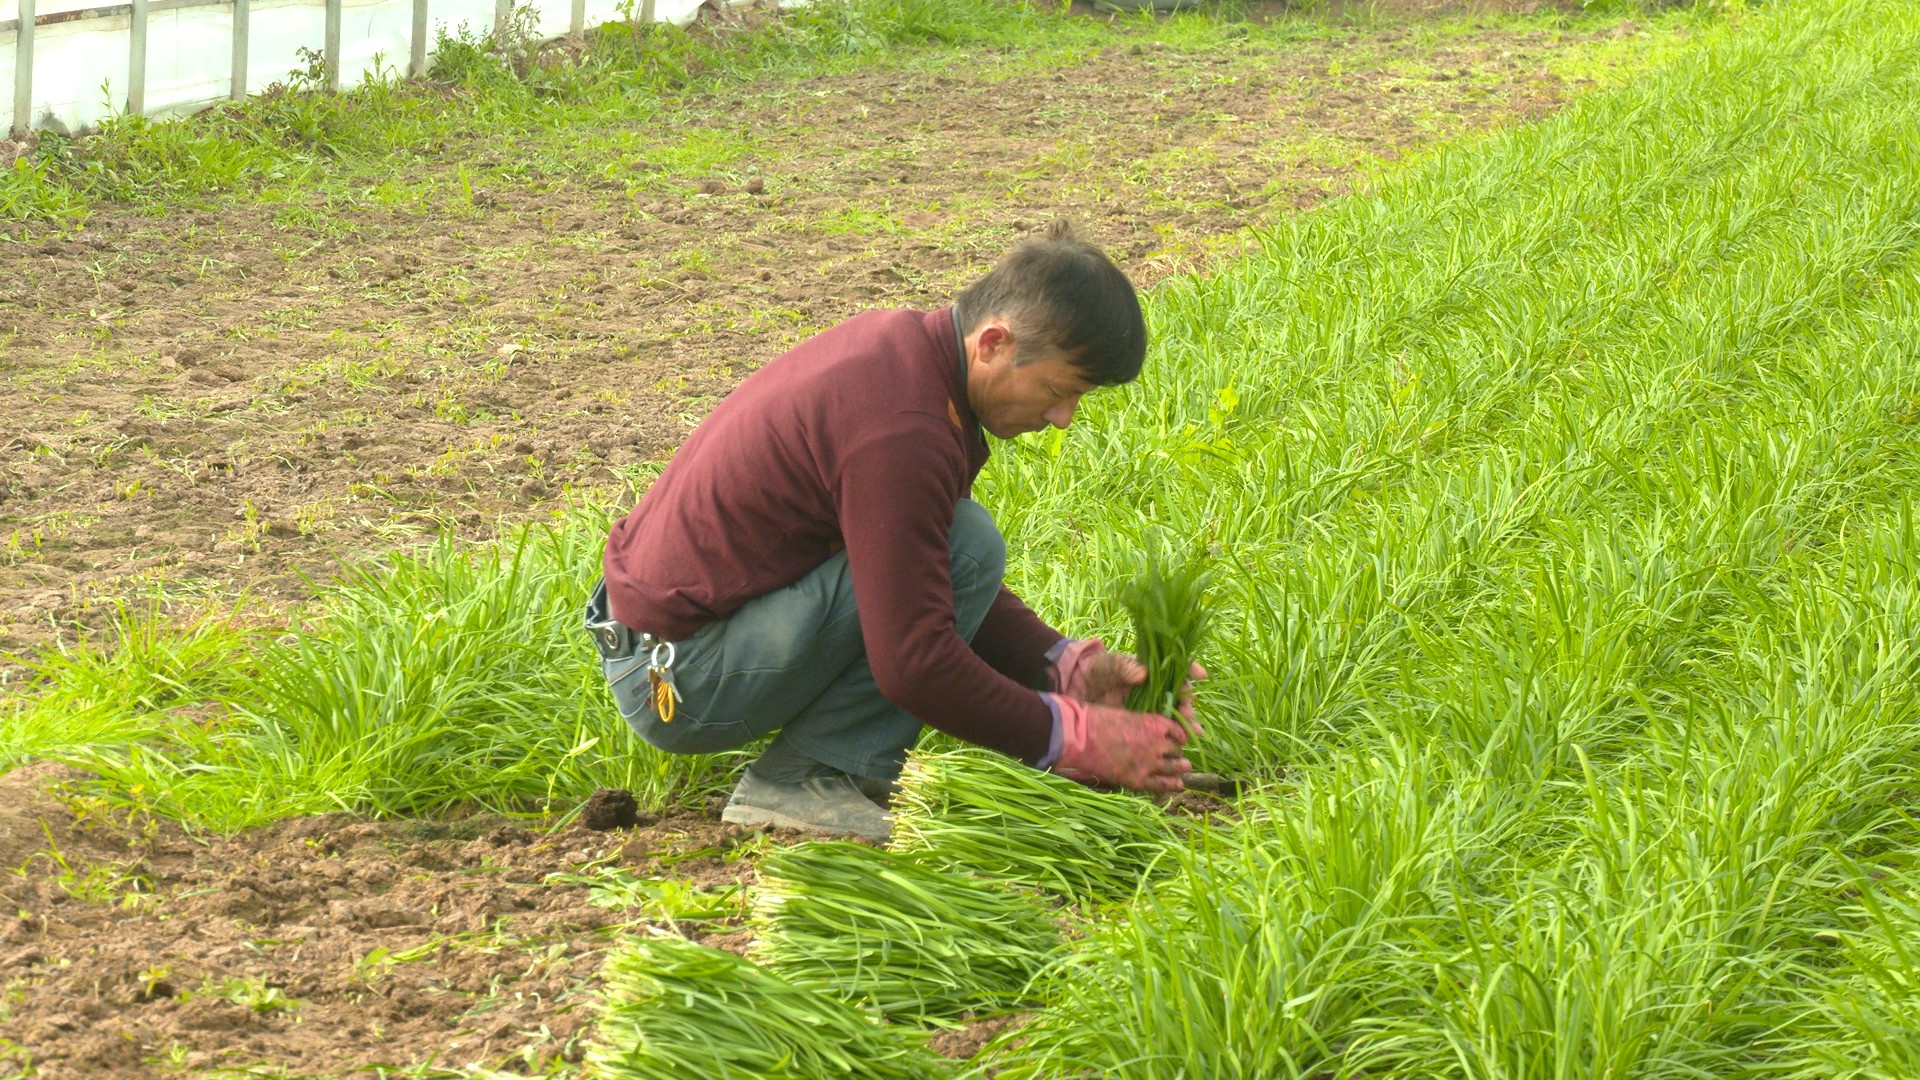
645;641;678;723
650;671;677;723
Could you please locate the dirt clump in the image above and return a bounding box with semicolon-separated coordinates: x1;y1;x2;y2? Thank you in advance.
581;786;643;830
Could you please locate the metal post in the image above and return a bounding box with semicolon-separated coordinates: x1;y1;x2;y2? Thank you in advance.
492;0;509;43
11;0;33;139
410;0;427;77
324;0;341;92
128;0;148;116
230;0;249;101
570;0;583;36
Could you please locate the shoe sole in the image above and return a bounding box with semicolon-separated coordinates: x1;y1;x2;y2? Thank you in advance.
721;803;891;842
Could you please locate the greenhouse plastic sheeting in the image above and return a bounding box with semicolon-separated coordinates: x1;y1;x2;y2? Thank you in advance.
1;0;707;134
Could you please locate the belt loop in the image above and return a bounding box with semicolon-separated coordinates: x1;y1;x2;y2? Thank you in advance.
584;578;640;661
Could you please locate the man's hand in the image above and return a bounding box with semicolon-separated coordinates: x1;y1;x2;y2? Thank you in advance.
1051;638;1122;702
1071;650;1146;707
1053;638;1208;736
1047;694;1192;792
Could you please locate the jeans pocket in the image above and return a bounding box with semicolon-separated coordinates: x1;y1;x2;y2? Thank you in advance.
604;654;656;721
605;647;756;754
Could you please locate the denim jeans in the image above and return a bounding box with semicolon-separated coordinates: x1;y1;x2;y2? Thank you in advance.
594;499;1007;782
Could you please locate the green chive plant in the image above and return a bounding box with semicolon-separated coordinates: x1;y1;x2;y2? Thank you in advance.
985;748;1489;1077
0;598;261;771
889;749;1183;902
964;0;1920;1070
1115;551;1212;723
588;936;950;1079
754;841;1061;1023
8;511;737;829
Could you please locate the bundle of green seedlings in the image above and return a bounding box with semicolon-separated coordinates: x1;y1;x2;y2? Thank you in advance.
889;748;1183;902
587;935;950;1079
1116;551;1214;726
753;840;1062;1023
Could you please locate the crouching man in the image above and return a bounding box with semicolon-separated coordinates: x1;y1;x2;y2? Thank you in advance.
584;223;1196;841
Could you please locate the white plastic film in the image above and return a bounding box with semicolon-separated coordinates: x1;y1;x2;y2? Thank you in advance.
2;0;709;134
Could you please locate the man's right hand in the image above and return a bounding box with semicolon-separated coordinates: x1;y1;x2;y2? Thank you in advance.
1046;694;1192;792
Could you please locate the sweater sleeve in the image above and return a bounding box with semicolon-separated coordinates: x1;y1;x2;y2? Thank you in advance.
971;587;1066;690
834;418;1054;763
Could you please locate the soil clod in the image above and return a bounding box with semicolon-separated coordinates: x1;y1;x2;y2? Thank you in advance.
582;787;641;830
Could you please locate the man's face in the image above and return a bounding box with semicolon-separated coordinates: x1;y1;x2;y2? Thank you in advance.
967;324;1097;439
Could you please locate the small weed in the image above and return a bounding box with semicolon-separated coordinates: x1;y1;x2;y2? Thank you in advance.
196;975;302;1015
138;964;175;1000
17;824;158;908
0;977;33;1025
546;869;746;920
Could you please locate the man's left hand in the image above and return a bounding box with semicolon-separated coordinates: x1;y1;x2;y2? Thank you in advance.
1053;639;1207;734
1052;639;1134;705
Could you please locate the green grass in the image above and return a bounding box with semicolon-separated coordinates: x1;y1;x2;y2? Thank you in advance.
3;511;740;829
0;0;986;224
0;0;1087;226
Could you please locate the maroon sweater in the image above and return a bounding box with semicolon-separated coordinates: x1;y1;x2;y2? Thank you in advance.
603;308;1061;762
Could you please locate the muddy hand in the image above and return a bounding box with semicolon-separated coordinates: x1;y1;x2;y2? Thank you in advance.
1047;694;1192;793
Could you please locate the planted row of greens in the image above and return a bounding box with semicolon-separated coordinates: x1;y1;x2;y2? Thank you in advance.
598;0;1920;1074
0;512;742;827
967;0;1920;1072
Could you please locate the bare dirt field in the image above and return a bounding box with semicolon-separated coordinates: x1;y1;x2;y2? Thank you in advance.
1;765;760;1075
0;7;1674;1076
0;13;1653;664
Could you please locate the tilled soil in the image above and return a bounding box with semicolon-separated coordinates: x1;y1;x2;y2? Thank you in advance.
0;13;1645;664
0;765;762;1076
0;766;1230;1076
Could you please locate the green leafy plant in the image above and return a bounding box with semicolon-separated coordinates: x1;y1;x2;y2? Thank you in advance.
754;841;1060;1022
199;975;301;1015
17;513;739;829
1115;550;1212;723
889;748;1183;902
587;936;950;1079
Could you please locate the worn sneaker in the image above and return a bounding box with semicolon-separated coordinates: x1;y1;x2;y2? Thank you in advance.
852;773;900;807
721;769;893;842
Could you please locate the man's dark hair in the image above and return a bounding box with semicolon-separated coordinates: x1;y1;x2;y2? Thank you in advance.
953;221;1146;387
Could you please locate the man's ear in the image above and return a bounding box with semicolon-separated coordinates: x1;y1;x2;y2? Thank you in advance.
976;320;1015;365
